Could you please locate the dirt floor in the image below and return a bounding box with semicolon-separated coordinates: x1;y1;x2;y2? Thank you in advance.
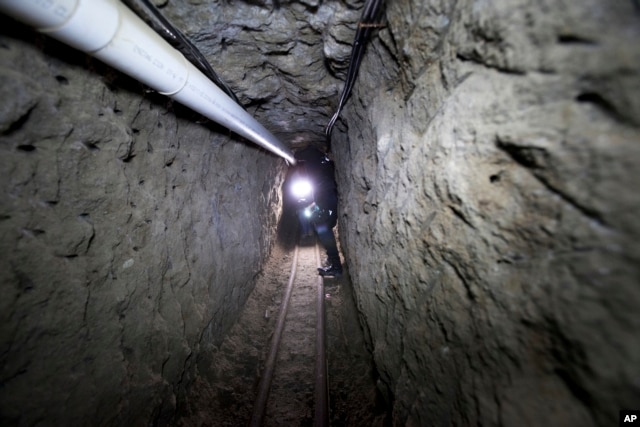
173;215;389;426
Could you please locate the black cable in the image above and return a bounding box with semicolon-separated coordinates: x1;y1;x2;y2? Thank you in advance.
325;0;385;149
122;0;244;108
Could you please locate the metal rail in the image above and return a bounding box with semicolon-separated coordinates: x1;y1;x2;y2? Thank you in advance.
249;245;300;427
314;243;329;427
248;240;330;426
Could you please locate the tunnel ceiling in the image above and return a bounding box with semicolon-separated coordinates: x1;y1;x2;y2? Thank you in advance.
158;0;365;149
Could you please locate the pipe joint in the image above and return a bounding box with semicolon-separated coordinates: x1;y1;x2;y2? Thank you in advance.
0;0;296;164
42;0;120;53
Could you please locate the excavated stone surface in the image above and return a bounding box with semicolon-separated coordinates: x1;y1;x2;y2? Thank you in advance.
333;0;640;425
0;21;285;425
0;1;359;425
163;0;358;146
2;0;640;425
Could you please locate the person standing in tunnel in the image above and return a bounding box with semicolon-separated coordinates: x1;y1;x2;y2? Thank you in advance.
295;146;343;277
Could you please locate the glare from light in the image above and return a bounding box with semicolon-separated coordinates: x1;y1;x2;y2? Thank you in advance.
291;179;313;199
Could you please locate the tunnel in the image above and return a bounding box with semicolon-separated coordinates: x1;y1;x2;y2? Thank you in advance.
1;0;639;426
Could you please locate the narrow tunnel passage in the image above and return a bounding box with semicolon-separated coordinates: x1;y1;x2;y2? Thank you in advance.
1;0;639;426
174;209;388;426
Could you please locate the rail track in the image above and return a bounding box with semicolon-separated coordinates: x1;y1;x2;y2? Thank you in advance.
249;238;329;426
174;229;384;427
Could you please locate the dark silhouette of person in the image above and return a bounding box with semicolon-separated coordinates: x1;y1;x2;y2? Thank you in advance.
294;146;342;277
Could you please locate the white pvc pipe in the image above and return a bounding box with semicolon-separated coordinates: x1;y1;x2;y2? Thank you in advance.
0;0;296;164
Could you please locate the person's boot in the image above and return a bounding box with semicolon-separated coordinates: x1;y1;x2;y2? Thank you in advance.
318;257;342;277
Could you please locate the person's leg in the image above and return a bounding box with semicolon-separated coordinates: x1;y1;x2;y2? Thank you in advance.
314;222;342;276
297;209;312;236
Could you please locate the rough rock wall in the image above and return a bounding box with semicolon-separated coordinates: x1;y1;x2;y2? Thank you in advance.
164;0;360;146
3;0;639;424
333;0;640;425
0;20;284;425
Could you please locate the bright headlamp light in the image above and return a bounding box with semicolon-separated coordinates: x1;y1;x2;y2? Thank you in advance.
291;179;313;199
